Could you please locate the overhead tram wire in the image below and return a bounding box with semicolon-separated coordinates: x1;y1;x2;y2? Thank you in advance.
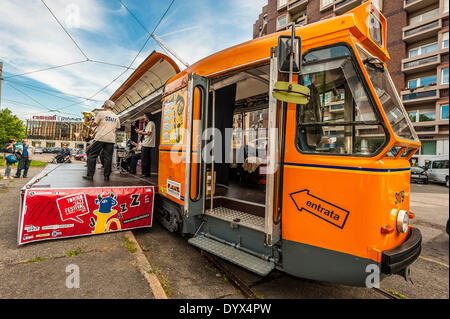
118;0;190;68
6;82;55;112
1;77;103;102
2;79;94;104
17;0;177;116
2;60;88;79
40;0;89;60
71;0;178;103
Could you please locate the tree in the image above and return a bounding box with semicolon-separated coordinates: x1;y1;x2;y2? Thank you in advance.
0;108;26;145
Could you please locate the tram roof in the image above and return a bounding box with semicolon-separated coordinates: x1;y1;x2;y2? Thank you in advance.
164;1;387;93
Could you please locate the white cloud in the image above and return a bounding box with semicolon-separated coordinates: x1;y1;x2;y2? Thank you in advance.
1;0;268;116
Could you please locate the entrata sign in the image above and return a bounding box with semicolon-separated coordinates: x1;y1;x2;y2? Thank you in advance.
18;186;154;245
290;189;350;229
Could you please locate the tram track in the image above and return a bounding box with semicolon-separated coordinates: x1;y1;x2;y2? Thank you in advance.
201;251;259;299
202;249;404;299
371;287;402;299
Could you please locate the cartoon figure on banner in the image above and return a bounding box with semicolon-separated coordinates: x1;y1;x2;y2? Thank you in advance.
90;193;121;234
174;94;185;143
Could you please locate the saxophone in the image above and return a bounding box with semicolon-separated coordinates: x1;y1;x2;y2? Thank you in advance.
82;111;96;141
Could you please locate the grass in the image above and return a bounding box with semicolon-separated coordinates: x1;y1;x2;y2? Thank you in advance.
65;249;82;257
0;156;47;167
387;289;409;299
124;237;137;253
23;256;48;263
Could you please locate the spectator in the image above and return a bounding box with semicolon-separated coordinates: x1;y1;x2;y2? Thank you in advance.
2;138;17;180
15;139;34;178
55;143;71;163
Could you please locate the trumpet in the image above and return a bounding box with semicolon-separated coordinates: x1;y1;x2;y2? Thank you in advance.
82;111;96;141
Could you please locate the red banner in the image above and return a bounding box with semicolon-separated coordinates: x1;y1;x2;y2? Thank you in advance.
18;186;154;245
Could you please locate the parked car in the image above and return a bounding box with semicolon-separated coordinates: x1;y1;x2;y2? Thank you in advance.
410;166;428;184
426;158;449;187
52;147;62;154
74;152;86;161
34;147;44;154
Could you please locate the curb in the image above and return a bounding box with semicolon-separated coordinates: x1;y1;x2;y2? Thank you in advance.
124;231;168;299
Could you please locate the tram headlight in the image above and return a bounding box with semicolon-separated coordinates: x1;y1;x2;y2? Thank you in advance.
396;210;409;233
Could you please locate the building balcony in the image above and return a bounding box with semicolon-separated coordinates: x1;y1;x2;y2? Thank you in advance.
403;16;442;43
403;0;439;13
401;85;440;105
334;0;362;15
413;123;438;135
401;52;441;74
295;15;308;27
287;0;308;15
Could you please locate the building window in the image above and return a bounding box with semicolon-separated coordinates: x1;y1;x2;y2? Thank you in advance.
441;104;449;120
409;42;438;57
443;32;449;49
420;141;436;155
277;15;287;28
409;111;418;122
279;0;288;8
409;8;439;25
444;0;449;14
442;68;449;84
321;0;333;9
407;75;437;89
419;112;436;122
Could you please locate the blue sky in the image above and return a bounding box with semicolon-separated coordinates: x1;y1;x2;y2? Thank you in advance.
0;0;266;120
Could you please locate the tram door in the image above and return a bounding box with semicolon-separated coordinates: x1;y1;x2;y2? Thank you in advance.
184;73;209;218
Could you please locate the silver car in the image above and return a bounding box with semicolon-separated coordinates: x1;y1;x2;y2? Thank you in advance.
427;159;449;187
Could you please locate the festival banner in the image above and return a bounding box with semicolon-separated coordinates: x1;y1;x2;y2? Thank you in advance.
18;186;154;245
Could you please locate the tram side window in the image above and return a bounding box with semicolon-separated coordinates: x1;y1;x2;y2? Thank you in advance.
296;45;386;156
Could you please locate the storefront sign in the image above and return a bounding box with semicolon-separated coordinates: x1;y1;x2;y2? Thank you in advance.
18;186;154;245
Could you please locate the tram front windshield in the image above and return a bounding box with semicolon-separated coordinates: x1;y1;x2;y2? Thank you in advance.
357;46;418;142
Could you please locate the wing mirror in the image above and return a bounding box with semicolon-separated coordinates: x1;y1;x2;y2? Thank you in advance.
272;23;310;105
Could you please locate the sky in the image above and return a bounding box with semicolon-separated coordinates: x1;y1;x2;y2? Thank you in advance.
0;0;266;120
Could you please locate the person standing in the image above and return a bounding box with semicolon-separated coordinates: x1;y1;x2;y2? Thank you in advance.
135;113;155;178
83;100;120;181
15;139;34;178
2;138;17;180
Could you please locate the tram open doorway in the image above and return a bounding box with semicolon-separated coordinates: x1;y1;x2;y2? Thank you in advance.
204;64;271;232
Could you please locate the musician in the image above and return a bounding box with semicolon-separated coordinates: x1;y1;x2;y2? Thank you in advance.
135;113;155;178
83;100;120;181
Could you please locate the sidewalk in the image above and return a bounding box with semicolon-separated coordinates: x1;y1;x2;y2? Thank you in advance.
0;166;155;299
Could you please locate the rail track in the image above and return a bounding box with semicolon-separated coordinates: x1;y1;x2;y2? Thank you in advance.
202;250;402;299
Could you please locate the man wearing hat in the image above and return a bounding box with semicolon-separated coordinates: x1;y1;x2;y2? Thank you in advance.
83;100;120;181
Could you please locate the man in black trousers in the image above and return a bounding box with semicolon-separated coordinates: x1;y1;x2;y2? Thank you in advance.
83;100;120;181
135;113;155;178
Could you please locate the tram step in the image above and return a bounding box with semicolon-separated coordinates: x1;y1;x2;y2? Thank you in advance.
205;206;265;233
188;234;275;276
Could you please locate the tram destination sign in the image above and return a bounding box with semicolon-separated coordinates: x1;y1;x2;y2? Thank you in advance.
290;189;350;229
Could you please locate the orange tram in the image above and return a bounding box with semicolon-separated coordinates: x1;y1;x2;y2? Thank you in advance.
114;2;422;287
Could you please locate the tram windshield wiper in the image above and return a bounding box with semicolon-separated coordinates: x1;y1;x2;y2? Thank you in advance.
363;57;384;73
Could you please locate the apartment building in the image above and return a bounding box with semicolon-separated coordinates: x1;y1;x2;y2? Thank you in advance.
253;0;449;160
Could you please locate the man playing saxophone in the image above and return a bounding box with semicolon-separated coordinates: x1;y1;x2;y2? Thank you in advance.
82;100;120;181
